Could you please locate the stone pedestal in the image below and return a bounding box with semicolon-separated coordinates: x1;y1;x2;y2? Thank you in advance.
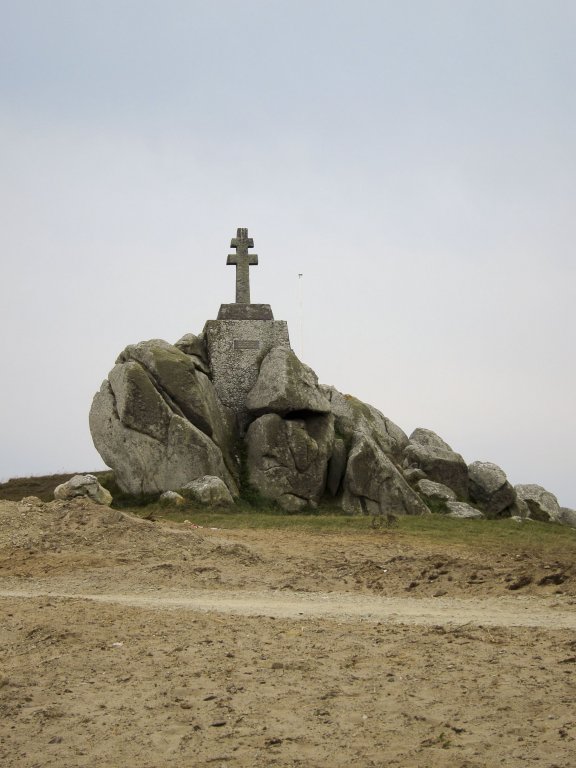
204;313;291;430
217;303;274;320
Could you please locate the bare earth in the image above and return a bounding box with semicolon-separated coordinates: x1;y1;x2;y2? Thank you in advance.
1;498;575;767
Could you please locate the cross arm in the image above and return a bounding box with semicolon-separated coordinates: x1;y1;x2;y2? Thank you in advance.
227;254;258;265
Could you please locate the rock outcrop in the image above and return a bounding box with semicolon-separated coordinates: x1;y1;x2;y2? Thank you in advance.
246;412;335;510
445;501;484;519
246;348;331;417
159;491;186;506
342;435;429;518
403;428;469;499
174;332;210;375
54;474;112;506
90;339;239;497
319;387;426;515
183;476;235;507
90;333;569;526
322;387;408;461
88;229;570;524
558;507;576;528
468;461;516;518
515;484;561;522
241;347;337;509
416;479;457;504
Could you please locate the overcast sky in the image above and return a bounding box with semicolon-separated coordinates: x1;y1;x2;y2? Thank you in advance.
1;1;574;507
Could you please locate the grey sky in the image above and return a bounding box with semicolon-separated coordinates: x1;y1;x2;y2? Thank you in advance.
1;1;575;507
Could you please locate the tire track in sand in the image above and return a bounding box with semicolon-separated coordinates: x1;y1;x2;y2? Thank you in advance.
1;586;574;629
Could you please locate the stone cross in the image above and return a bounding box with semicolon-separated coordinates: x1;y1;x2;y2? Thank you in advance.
227;227;258;304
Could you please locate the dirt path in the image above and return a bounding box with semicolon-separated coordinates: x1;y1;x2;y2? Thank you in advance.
2;497;576;767
1;586;575;629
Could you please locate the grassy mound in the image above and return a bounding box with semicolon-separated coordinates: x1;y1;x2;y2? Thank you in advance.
0;471;110;502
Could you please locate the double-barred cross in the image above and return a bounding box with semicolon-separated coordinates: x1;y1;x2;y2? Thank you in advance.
227;227;258;304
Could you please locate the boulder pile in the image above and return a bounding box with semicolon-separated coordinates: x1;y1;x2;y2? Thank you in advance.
89;334;574;526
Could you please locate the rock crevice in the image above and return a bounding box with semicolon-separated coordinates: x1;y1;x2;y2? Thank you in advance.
89;330;572;526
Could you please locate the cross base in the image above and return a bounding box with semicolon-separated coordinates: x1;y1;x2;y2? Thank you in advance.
217;303;274;321
204;317;291;433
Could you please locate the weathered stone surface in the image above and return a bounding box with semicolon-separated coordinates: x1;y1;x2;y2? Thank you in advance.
246;412;334;505
204;318;291;425
90;380;238;496
446;501;484;519
217;304;274;320
342;435;429;517
247;348;331;418
416;479;457;503
322;387;408;461
174;332;206;358
403;428;469;499
515;484;561;522
116;339;230;444
558;507;576;528
277;493;308;512
468;461;516;518
54;474;112;506
90;337;239;497
403;467;427;484
108;362;171;442
468;460;508;496
226;227;257;304
159;491;185;506
183;476;235;507
174;333;210;375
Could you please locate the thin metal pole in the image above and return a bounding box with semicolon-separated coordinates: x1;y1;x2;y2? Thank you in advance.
298;273;304;359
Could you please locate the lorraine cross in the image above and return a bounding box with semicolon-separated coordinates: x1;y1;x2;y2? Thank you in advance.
227;227;258;304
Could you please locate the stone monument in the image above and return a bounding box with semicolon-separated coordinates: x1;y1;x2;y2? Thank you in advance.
89;225;574;526
204;228;290;429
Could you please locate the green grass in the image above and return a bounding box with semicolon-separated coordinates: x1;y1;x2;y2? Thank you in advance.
395;513;576;555
139;507;371;532
134;503;575;557
1;471;574;558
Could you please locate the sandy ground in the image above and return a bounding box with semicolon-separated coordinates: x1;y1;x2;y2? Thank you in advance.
1;497;575;767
